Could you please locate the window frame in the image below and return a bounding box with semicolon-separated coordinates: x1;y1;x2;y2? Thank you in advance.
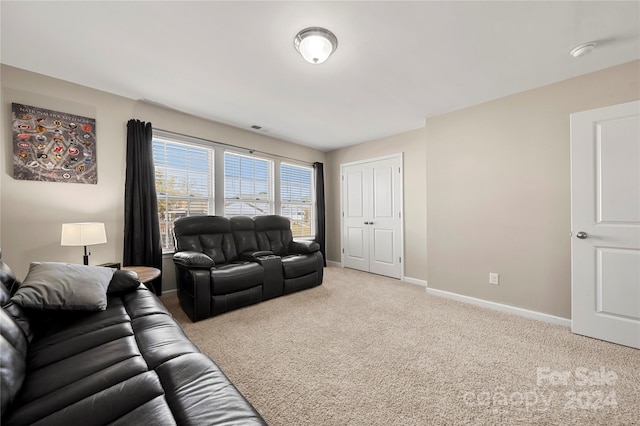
223;151;275;217
279;162;315;239
153;131;215;253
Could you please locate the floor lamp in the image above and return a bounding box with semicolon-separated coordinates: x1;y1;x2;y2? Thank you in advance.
61;222;107;265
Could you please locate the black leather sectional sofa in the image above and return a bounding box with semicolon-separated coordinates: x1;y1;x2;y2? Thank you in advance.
0;256;266;425
173;215;324;322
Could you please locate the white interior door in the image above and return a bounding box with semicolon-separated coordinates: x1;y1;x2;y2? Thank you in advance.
571;100;640;349
342;155;403;279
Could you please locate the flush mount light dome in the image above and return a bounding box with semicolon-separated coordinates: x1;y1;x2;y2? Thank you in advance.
294;27;338;64
570;42;597;58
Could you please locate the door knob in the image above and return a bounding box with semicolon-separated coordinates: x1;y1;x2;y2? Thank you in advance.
364;221;369;225
576;231;588;239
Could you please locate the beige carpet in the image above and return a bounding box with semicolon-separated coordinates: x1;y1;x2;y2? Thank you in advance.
161;267;639;425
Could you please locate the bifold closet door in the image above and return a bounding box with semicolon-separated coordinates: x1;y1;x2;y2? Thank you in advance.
342;156;402;279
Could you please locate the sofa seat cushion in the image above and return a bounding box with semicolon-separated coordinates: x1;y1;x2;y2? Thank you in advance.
281;254;318;279
156;353;266;425
210;262;263;296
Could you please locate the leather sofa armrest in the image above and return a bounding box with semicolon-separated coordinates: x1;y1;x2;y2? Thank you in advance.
289;240;320;254
174;265;211;322
173;251;215;268
239;251;274;261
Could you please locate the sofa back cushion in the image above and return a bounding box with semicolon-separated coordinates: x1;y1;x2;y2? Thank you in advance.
254;215;293;256
230;216;259;255
200;234;238;264
1;258;32;416
173;216;238;264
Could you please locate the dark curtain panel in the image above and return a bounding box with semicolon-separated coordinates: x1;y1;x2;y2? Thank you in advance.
123;119;163;294
313;162;327;266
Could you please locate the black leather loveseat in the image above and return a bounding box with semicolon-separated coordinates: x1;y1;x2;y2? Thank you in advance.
173;215;324;322
0;256;266;425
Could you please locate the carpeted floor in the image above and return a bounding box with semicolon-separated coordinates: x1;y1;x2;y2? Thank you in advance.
161;266;639;425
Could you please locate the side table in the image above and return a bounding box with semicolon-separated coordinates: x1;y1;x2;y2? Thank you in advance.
122;266;161;295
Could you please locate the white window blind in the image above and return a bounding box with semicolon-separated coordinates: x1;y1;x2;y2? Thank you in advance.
280;163;314;238
153;137;214;251
224;152;274;216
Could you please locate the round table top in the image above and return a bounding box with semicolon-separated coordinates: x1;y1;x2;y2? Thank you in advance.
122;266;161;284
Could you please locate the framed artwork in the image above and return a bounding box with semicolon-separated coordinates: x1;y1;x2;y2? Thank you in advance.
12;103;97;184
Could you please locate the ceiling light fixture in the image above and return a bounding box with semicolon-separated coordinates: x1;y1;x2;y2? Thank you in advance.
570;42;597;58
294;27;338;64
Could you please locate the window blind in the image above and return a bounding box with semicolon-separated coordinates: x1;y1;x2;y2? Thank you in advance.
153;138;214;251
281;163;314;237
224;152;274;216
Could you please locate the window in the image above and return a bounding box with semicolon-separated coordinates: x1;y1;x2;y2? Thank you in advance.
152;130;316;252
280;163;313;238
224;152;273;216
153;136;214;251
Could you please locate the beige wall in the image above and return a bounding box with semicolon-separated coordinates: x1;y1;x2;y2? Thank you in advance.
325;127;427;282
425;60;640;319
1;65;325;290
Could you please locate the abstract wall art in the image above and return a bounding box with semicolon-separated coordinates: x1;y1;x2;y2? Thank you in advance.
12;103;97;184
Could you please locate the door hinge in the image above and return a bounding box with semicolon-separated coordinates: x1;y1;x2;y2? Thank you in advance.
342;248;345;253
399;211;402;218
342;175;344;181
399;257;402;263
342;211;344;217
398;167;401;173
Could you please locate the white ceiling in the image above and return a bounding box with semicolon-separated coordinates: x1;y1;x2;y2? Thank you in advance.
2;1;639;152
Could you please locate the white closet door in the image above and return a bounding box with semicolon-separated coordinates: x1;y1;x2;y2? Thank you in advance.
343;163;370;272
342;155;403;279
368;158;401;278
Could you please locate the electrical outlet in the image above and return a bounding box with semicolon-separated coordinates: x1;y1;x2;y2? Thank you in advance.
489;273;499;285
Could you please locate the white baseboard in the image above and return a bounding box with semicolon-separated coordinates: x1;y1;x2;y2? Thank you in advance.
161;288;177;297
404;276;428;287
426;287;571;327
327;260;342;268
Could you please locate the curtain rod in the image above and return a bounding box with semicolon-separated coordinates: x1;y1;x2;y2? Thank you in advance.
153;127;318;165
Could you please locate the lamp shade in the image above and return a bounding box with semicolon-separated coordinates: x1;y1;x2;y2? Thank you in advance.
61;222;107;246
294;27;338;64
